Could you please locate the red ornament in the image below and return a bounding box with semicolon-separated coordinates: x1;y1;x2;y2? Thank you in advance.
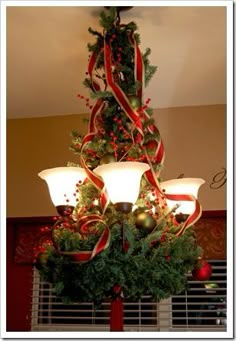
192;260;212;281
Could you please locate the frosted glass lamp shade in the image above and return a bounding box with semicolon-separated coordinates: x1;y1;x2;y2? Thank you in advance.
94;162;150;205
161;178;205;215
38;167;86;208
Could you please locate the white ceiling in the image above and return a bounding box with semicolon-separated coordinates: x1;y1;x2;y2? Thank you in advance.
6;5;226;119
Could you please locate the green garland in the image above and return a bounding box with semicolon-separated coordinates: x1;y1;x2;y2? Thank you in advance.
38;223;201;304
36;199;202;304
35;7;203;305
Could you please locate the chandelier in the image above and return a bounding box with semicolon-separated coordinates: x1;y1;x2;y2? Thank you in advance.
35;7;207;331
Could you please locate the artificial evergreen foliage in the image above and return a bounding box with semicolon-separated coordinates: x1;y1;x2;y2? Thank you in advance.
35;7;202;304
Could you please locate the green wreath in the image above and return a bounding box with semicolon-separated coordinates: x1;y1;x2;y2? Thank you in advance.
36;204;201;304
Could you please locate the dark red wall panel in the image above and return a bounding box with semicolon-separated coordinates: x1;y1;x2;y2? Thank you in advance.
7;222;32;331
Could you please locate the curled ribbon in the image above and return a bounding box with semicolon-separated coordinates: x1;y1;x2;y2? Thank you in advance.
80;50;109;213
81;28;201;242
58;215;110;263
128;32;202;233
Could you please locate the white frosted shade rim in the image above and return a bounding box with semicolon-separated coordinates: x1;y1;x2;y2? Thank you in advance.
94;161;150;175
161;178;205;190
38;167;86;179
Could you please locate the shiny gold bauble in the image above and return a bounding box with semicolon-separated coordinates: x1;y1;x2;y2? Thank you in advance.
100;153;116;165
135;212;156;231
128;95;141;111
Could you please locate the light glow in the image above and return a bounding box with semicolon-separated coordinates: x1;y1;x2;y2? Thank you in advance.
38;167;86;207
94;162;150;205
161;178;205;215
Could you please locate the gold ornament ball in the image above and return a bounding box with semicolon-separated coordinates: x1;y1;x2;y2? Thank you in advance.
136;212;156;231
100;153;116;165
128;95;141;111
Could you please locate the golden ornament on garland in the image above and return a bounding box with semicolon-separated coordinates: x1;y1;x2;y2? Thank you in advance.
135;212;156;232
100;153;116;165
128;95;141;111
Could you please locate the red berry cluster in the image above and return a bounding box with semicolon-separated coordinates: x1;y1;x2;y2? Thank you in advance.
113;116;130;139
33;245;45;261
61;221;75;230
63;193;70;204
77;93;93;110
109;131;118;158
110;33;117;43
109;34;124;64
136;98;151;118
126;154;146;162
40;225;51;233
33;238;53;261
75;180;83;203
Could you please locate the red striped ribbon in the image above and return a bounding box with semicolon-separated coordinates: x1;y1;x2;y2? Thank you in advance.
128;31;143;101
128;34;201;232
104;39;143;138
80;50;110;212
64;217;110;262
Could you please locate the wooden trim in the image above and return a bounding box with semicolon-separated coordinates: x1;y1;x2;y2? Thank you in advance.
201;210;226;218
7;216;55;224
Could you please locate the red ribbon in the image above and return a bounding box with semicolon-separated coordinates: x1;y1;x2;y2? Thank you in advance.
87;51;105;133
104;39;143;138
128;31;143;101
144;154;202;234
79;49;110;213
80;141;109;213
89;98;104;133
81;28;202;247
64;223;110;263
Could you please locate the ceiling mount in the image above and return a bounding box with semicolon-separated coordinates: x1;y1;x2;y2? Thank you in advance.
104;7;133;12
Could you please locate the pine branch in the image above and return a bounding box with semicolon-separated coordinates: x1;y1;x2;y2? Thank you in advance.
145;65;158;87
83;78;93;90
124;21;138;32
88;27;103;39
99;8;116;31
90;90;113;99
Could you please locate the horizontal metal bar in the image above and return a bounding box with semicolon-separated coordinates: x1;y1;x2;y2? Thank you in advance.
32;324;226;332
32;301;226;307
31;308;156;314
171;294;226;298
36;315;226;322
38;315;109;320
32;307;226;315
165;302;226;306
170;326;226;330
171;309;226;313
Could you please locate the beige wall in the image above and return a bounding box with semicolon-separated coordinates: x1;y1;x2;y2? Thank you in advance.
154;105;226;211
7;105;226;217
